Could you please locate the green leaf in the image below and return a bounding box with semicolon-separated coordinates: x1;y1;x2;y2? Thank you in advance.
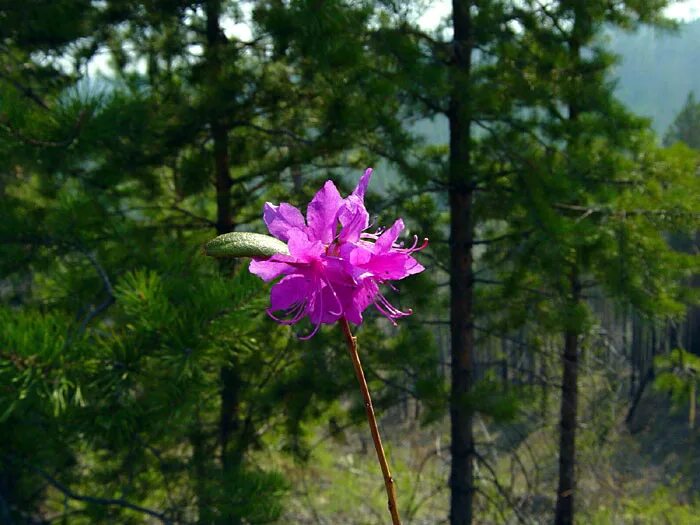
204;232;290;259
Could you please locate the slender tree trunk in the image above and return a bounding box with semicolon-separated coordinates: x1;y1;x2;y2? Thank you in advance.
554;273;580;525
206;0;233;237
205;0;239;468
214;119;233;235
448;2;475;524
191;409;213;523
690;379;696;430
631;312;641;401
554;10;585;519
219;365;241;467
688;232;700;355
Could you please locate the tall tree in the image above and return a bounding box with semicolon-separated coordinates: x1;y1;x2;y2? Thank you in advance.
369;1;535;521
447;2;477;523
664;92;700;357
493;2;693;522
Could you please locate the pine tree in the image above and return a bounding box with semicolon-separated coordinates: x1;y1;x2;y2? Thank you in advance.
664;93;700;358
0;1;441;522
484;2;698;523
369;2;553;522
664;91;700;149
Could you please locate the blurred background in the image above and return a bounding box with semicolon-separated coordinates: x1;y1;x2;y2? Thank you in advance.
1;1;700;524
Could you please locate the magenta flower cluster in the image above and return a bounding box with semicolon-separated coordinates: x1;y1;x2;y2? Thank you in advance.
249;168;426;338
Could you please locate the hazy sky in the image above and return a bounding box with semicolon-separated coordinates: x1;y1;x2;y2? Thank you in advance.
420;0;700;29
665;0;700;20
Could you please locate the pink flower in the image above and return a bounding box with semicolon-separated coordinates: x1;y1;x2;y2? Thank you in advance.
249;168;426;337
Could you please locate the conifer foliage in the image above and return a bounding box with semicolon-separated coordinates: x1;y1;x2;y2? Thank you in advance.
1;1;699;524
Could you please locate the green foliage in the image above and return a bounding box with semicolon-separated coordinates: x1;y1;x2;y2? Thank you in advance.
587;484;700;525
1;1;700;523
0;246;295;522
0;2;441;520
196;466;288;524
467;375;523;423
0;308;86;422
654;348;699;428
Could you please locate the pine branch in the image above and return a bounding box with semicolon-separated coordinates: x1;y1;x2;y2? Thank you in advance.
473;230;533;245
553;203;700;221
4;455;173;524
0;109;89;148
72;246;116;334
0;68;50;110
231;121;312;145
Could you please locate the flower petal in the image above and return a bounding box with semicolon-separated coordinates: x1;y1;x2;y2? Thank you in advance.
306;180;343;244
249;254;295;282
366;253;413;280
338;194;369;244
287;228;323;261
375;218;404;253
307;283;343;325
352;168;373;200
263;202;307;241
404;256;425;276
270;274;309;312
348;279;379;324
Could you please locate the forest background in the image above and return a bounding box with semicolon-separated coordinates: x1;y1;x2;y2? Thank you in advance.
2;1;700;524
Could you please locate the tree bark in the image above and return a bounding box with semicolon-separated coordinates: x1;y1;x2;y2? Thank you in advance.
206;0;233;237
555;9;584;520
554;274;580;525
213;119;233;235
191;409;214;523
205;0;239;468
690;378;696;430
448;2;475;524
687;232;700;355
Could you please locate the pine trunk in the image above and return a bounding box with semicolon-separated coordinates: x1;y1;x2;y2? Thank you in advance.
449;2;475;524
554;275;580;524
690;379;696;430
205;0;239;468
206;0;232;237
555;11;584;520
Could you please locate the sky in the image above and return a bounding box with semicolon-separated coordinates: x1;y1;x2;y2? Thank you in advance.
665;0;700;20
419;0;700;29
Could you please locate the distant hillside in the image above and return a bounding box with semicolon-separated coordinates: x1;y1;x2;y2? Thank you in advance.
609;18;700;134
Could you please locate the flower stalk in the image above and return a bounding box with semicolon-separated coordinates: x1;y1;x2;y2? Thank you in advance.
340;317;401;525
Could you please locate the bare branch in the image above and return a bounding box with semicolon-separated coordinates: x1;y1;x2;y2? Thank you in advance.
474;451;530;525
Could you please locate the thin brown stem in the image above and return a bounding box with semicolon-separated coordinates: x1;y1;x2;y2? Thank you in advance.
340;318;402;525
